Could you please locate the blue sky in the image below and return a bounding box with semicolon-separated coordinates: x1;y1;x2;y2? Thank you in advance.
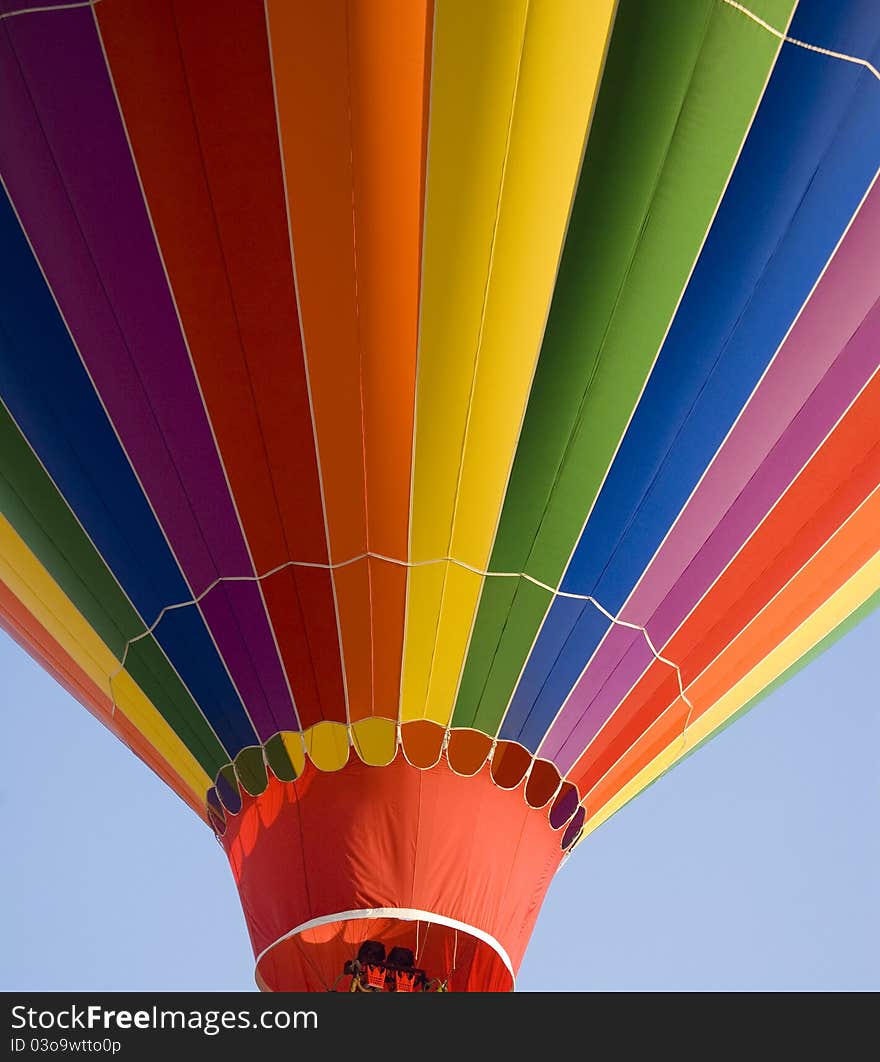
1;610;877;992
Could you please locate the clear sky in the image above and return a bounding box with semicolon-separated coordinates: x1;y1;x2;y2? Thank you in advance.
1;610;877;992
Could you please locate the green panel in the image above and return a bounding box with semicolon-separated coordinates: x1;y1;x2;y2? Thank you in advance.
454;577;550;729
123;637;229;775
0;402;228;776
455;0;795;734
264;732;301;782
234;745;269;797
0;403;137;656
731;0;798;28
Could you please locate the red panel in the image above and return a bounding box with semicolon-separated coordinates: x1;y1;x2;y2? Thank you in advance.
265;0;431;719
490;740;532;789
582;488;880;815
569;378;880;797
525;759;562;809
97;0;345;726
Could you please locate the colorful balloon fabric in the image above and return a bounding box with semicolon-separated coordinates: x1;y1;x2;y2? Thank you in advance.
1;0;878;990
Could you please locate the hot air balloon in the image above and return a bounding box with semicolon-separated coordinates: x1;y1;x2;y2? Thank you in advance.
1;0;878;992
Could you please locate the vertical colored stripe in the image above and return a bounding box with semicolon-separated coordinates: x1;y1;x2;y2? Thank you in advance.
402;0;616;725
579;545;880;838
0;582;207;820
566;377;880;790
1;7;296;741
0;180;255;757
0;400;231;776
96;0;345;729
454;0;796;736
266;0;430;722
0;515;215;798
509;2;880;756
543;184;880;768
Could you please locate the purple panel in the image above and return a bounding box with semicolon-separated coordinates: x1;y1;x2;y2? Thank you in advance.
539;180;880;772
1;13;244;591
549;784;579;830
201;582;296;726
647;297;880;647
206;785;225;818
541;628;654;768
622;180;880;635
0;9;297;737
561;806;585;850
0;0;79;10
215;771;242;816
206;787;227;836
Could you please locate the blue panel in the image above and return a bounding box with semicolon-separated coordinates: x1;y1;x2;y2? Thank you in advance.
788;0;880;60
507;0;880;746
0;188;255;754
500;598;610;749
565;48;880;608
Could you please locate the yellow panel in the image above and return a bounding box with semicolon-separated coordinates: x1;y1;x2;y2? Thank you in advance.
410;564;482;724
351;715;399;765
280;730;307;779
305;720;351;772
111;670;210;801
577;551;880;844
402;0;617;723
0;516;211;801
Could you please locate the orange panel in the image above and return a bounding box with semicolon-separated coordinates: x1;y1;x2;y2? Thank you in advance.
97;0;346;726
490;741;532;790
569;381;880;797
447;729;493;776
582;490;880;812
401;719;444;768
266;0;430;719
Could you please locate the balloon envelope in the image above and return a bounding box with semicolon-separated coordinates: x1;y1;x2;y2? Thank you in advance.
1;0;878;990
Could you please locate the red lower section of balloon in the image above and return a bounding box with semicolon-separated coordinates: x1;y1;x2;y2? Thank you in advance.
221;755;563;991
